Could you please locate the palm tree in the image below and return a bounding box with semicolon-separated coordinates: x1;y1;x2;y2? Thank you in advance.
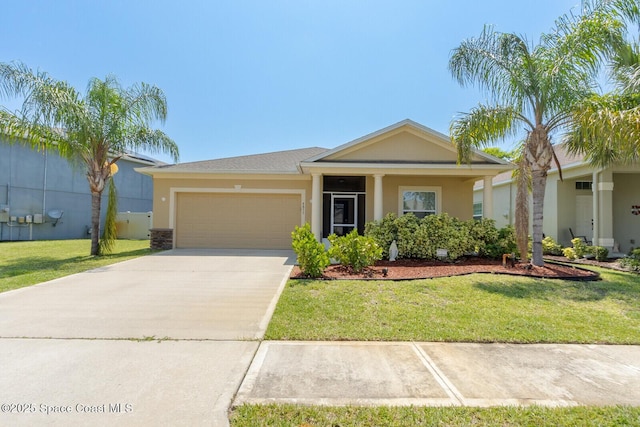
448;1;629;266
0;62;179;255
566;36;640;167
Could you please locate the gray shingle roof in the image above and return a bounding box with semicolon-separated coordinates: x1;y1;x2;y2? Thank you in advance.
474;143;587;189
155;147;329;173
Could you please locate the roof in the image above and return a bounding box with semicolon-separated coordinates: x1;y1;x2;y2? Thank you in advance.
303;119;510;165
474;143;587;190
138;119;512;177
148;147;328;174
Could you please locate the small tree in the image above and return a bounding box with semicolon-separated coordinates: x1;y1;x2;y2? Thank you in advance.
99;179;118;255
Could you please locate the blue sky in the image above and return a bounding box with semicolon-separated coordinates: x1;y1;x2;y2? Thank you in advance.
2;0;580;164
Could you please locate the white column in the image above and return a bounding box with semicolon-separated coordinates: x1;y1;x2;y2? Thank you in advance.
373;174;384;221
598;170;614;250
592;170;599;246
311;173;322;241
483;176;494;219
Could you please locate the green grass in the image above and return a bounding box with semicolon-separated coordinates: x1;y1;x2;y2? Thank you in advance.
230;404;640;426
0;239;154;293
265;268;640;343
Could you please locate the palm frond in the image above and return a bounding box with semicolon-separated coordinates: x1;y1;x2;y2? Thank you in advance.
566;92;640;167
450;104;523;163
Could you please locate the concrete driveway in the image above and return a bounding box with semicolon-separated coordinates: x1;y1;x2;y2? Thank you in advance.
0;249;294;426
0;248;294;340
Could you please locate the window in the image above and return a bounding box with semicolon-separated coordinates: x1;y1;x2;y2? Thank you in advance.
473;202;483;220
575;181;593;190
399;186;441;218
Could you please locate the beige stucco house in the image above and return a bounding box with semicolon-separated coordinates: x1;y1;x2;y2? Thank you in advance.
474;143;640;253
138;119;512;250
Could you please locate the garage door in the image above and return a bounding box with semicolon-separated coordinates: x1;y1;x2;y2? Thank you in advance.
175;192;301;249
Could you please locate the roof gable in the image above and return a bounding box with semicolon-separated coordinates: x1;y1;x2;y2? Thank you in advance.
305;119;499;165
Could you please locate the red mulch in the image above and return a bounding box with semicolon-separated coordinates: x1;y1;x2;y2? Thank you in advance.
290;257;600;281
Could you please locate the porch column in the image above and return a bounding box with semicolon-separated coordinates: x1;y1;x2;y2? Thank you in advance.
592;170;599;247
311;173;322;241
483;176;494;219
597;170;614;250
373;174;384;221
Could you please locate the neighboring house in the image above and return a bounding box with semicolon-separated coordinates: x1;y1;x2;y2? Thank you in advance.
473;143;640;253
0;139;160;241
138;119;512;250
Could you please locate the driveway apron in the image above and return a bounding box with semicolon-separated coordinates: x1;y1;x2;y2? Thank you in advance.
0;249;294;427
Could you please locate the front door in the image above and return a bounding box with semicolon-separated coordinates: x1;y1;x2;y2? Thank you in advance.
576;195;593;242
331;195;357;236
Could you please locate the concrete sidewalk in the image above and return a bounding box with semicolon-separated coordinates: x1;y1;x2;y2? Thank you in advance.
235;341;640;408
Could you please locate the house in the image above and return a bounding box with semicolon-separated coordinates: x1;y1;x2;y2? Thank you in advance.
0;138;160;241
473;143;640;253
138;119;512;250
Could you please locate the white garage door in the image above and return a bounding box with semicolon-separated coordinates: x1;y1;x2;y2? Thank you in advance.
175;192;301;249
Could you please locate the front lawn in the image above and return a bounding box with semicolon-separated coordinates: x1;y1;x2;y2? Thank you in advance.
230;404;640;427
265;268;640;344
0;239;154;293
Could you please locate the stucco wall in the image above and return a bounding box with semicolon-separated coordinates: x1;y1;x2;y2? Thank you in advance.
379;176;473;220
153;173;476;232
613;173;640;253
474;181;516;229
329;131;457;162
0;141;155;241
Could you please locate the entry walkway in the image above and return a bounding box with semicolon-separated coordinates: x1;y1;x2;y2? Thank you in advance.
235;341;640;407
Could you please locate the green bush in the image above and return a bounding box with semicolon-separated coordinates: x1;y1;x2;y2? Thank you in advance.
365;213;515;261
467;218;499;257
485;225;519;259
571;238;588;258
542;236;563;255
591;246;609;262
421;213;473;260
364;213;398;258
328;230;383;273
563;247;577;260
620;248;640;272
291;223;329;278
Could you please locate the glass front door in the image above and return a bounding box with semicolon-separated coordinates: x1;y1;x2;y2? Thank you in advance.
331;195;357;236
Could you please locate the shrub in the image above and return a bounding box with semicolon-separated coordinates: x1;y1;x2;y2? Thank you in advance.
571;238;588;258
467;218;499;257
366;213;515;261
395;213;421;258
563;247;577;260
364;213;398;258
592;246;609;262
485;225;518;259
620;248;640;272
328;230;383;273
421;213;474;260
542;236;563;256
291;223;329;278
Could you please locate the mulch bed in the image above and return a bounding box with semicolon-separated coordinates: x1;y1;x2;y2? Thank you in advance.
290;257;602;281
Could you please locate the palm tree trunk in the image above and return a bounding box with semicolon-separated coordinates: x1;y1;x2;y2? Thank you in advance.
526;126;553;267
531;169;547;266
90;191;102;256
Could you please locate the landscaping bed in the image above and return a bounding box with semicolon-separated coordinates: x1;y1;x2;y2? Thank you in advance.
291;257;599;280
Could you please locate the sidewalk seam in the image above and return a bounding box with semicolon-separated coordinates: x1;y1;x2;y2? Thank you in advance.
411;343;465;406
